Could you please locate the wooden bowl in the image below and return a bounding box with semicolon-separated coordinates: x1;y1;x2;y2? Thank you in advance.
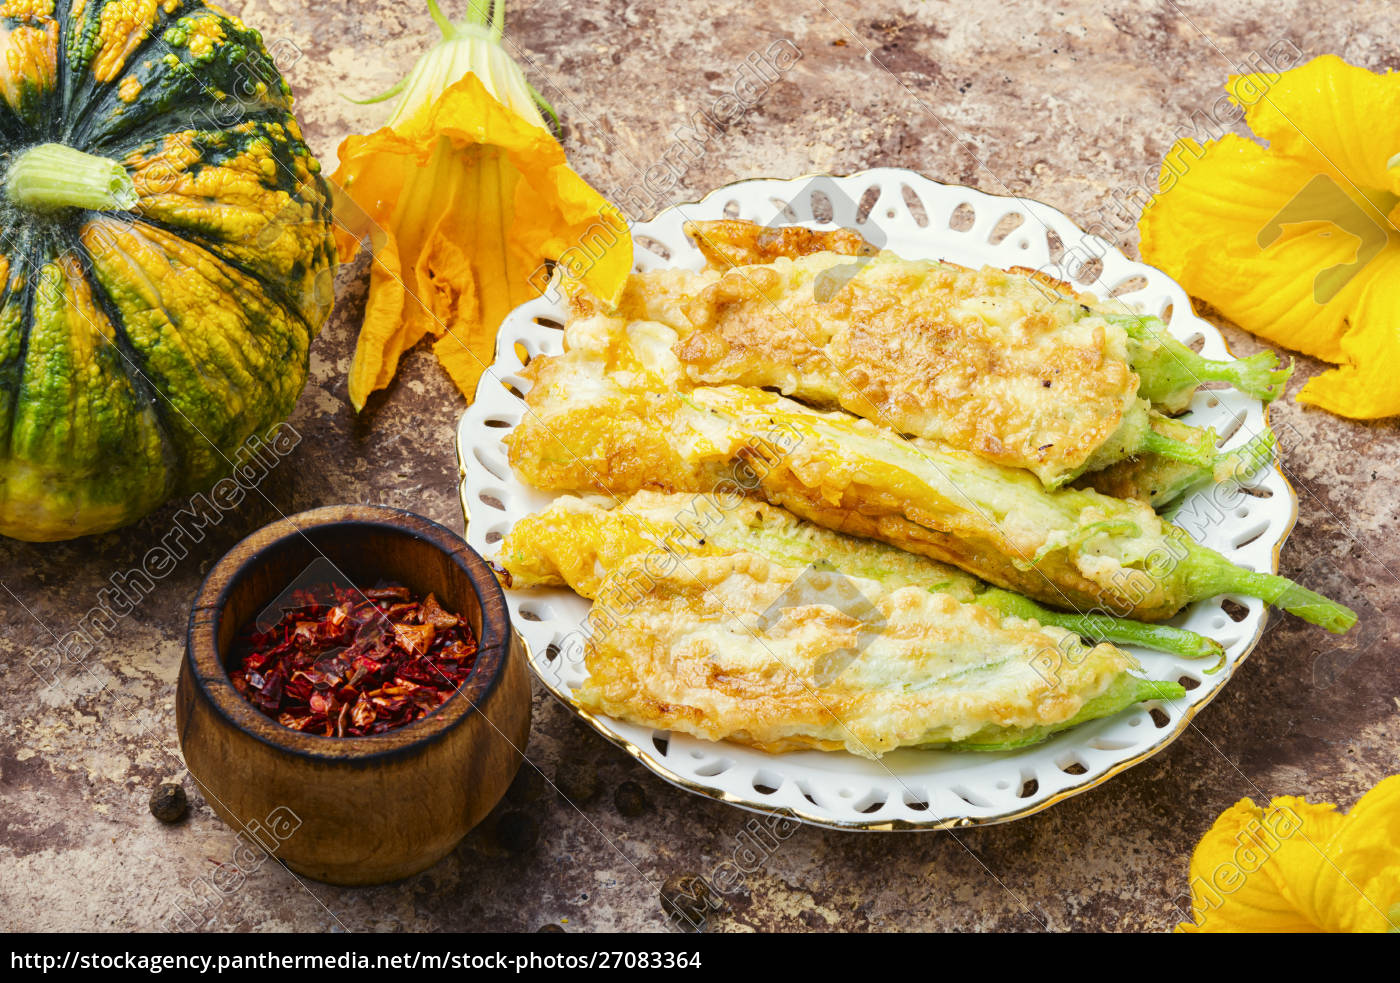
177;504;530;886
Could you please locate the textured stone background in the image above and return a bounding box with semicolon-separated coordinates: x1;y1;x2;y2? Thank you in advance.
1;0;1396;933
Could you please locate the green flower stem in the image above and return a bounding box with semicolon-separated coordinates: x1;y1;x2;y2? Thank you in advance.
1186;548;1357;634
428;0;457;35
1191;350;1294;400
5;143;137;212
1214;429;1277;482
365;1;556;129
1140;427;1219;469
1106;313;1293;408
977;587;1225;662
1148;429;1276;513
947;676;1187;752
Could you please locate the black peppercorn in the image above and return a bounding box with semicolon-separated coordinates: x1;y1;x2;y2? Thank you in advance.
149;783;188;824
614;780;648;817
661;873;715;931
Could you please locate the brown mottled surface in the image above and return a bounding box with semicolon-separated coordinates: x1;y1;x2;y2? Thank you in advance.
1;0;1396;933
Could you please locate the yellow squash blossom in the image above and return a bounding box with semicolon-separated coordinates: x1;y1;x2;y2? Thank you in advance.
1176;775;1400;932
330;0;631;410
1139;55;1400;419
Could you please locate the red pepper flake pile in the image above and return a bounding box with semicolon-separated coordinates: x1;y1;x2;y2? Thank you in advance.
229;583;478;737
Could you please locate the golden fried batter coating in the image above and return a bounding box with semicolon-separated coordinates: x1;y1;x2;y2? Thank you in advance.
571;220;1147;487
571;553;1137;757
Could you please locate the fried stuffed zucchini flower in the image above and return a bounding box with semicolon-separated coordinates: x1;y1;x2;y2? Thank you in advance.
504;338;1354;632
499;491;1223;661
573;219;1285;492
500;493;1185;757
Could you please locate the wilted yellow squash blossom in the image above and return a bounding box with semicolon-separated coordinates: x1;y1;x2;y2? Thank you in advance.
330;0;631;410
1177;775;1400;932
1139;55;1400;419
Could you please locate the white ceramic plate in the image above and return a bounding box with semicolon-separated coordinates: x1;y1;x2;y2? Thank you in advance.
455;169;1297;830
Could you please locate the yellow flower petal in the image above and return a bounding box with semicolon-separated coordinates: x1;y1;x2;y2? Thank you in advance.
1140;134;1373;363
331;73;630;410
1141;57;1400;419
341;133;463;406
1228;55;1400;197
356;227;428;402
393;74;631;313
1178;778;1400;933
1297;255;1400;418
431;328;490;398
1252;794;1347;928
1281;776;1400;933
1176;799;1319;932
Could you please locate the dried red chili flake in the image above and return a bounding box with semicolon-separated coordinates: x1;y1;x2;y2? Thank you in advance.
229;582;478;737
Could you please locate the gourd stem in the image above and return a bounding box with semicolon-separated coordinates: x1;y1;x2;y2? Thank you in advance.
5;143;138;212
